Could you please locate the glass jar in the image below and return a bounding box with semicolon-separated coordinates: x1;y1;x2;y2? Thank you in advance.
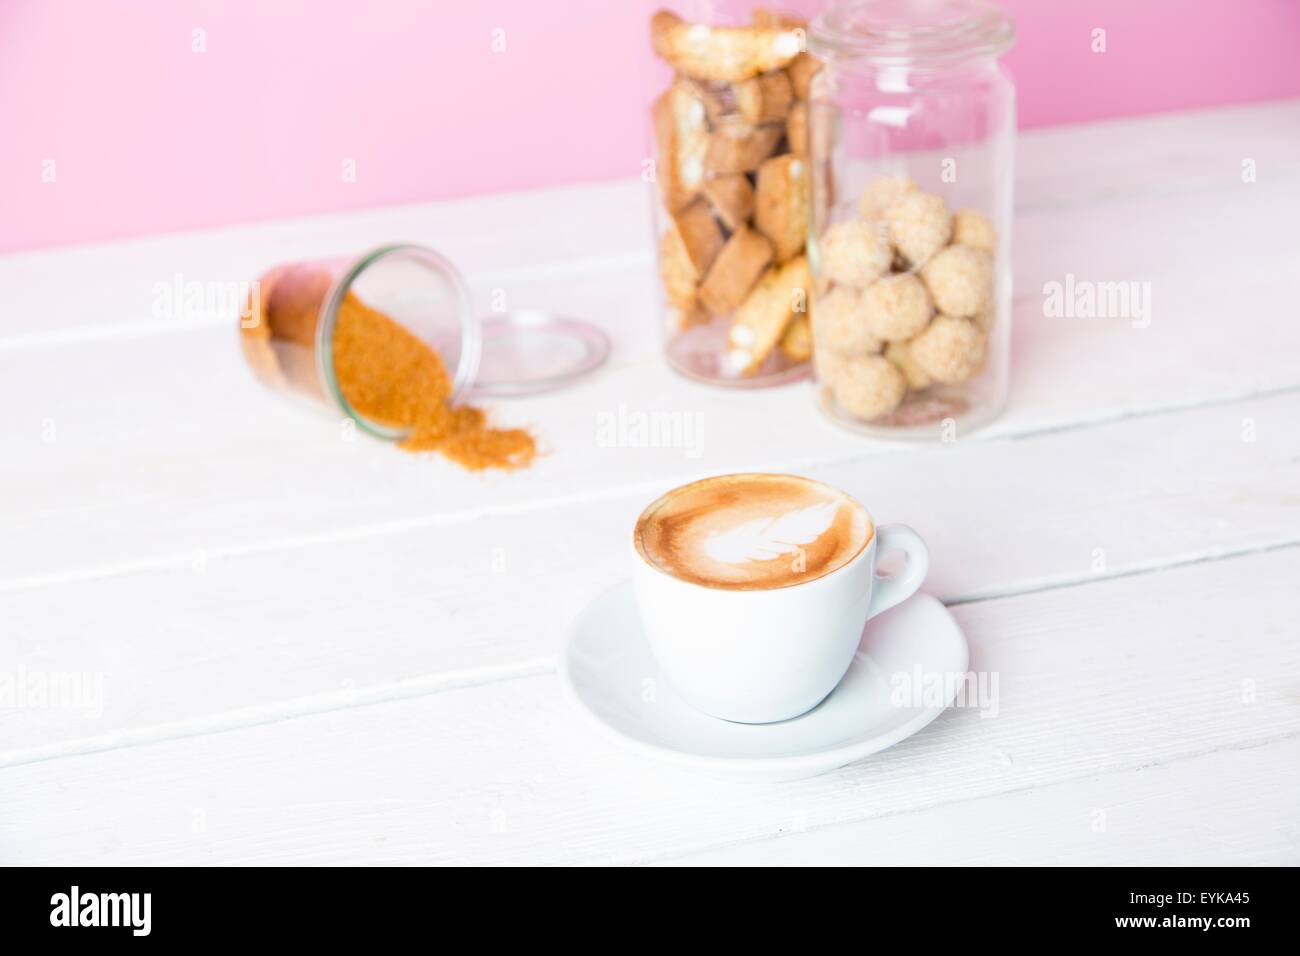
647;1;822;387
240;245;479;440
239;244;609;440
807;0;1015;438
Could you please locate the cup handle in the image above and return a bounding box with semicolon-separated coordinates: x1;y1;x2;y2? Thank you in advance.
865;524;929;620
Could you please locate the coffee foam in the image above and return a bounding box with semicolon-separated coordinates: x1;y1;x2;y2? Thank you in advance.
634;474;872;591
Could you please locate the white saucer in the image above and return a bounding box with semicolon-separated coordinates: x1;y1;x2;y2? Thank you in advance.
558;581;970;782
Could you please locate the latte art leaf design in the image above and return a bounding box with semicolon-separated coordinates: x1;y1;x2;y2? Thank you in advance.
702;500;841;564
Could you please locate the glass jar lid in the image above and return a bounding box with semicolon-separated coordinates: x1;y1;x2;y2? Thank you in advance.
470;311;610;398
811;0;1014;66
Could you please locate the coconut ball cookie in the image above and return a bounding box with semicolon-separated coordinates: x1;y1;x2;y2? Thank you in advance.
920;244;992;317
861;273;933;342
815;285;881;355
885;191;951;267
971;302;996;332
825;353;907;420
884;338;933;391
858;175;918;220
908;314;986;384
951;208;996;254
819;219;892;289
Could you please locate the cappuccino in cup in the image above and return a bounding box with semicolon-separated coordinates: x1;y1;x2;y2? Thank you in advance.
632;473;928;723
635;473;872;591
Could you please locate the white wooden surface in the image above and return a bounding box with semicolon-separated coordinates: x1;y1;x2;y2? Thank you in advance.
2;100;1298;865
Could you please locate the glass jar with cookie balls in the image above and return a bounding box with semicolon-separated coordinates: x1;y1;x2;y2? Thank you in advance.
647;2;824;387
806;0;1015;438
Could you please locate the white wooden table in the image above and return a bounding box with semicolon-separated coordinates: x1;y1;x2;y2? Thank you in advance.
2;101;1298;866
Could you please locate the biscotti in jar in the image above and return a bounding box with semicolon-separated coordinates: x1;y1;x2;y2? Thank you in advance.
647;3;825;387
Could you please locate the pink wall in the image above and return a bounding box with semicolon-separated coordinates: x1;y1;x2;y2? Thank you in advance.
4;0;1299;252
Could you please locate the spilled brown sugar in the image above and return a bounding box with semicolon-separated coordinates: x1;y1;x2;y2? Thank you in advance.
244;263;536;471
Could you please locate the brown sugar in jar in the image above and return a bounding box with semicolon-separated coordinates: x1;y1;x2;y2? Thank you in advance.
240;247;536;471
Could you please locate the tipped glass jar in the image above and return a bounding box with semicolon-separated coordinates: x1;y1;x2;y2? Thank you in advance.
237;245;608;465
239;246;481;441
807;0;1015;438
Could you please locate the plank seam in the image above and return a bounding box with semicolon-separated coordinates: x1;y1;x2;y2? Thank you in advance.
0;658;556;772
637;730;1300;867
0;253;653;352
948;537;1300;606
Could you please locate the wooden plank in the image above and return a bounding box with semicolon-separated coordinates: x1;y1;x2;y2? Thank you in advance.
2;392;1297;758
1;546;1295;865
654;737;1300;866
1013;171;1299;308
1013;99;1300;209
0;179;655;343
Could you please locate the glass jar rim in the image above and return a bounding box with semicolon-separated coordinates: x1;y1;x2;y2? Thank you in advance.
811;0;1014;66
315;243;481;441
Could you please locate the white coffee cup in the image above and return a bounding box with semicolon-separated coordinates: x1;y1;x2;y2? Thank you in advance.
632;474;929;724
